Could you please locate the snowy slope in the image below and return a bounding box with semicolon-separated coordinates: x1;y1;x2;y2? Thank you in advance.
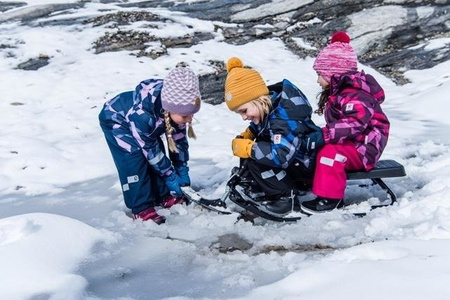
1;1;450;299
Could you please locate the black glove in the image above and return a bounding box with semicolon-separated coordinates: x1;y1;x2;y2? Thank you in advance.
300;131;325;153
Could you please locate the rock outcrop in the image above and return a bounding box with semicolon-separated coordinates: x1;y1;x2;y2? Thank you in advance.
1;0;448;102
168;0;449;85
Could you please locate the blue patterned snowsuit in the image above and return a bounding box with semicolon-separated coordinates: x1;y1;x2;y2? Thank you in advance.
245;79;323;196
99;79;189;214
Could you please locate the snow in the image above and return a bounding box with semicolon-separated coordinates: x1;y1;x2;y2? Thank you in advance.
242;239;450;300
1;1;450;299
0;213;114;300
290;37;316;50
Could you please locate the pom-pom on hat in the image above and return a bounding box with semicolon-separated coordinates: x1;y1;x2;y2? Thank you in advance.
161;66;201;115
313;31;358;82
224;57;269;111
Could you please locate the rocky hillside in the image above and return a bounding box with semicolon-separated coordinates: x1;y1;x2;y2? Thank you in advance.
1;0;449;103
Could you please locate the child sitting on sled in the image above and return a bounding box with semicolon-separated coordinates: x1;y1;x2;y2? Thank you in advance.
99;66;201;224
300;31;390;214
224;56;323;215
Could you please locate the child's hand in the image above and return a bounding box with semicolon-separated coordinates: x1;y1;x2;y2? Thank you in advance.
238;127;255;140
300;131;325;153
175;165;190;186
232;138;254;158
164;172;183;196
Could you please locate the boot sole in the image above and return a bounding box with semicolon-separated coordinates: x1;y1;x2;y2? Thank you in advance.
300;200;344;215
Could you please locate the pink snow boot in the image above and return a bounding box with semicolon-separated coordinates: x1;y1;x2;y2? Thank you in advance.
161;195;186;209
133;207;166;224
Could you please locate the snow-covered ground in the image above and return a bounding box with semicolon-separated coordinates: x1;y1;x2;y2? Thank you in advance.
1;1;450;299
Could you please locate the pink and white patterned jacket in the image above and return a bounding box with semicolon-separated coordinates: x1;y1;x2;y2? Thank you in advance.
321;71;390;170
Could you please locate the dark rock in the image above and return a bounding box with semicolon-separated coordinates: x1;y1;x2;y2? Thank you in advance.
92;28;214;59
162;0;264;22
93;29;159;54
211;233;253;253
117;0;176;9
87;11;168;58
17;54;50;71
168;0;450;85
88;10;214;59
0;44;16;49
162;32;215;49
199;60;227;105
0;1;26;13
0;3;83;24
83;11;164;27
4;0;449;88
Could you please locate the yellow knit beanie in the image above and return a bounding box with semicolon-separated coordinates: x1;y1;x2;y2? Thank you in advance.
224;57;269;111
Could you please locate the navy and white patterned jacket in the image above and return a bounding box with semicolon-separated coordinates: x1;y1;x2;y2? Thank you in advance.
99;79;189;177
248;79;323;170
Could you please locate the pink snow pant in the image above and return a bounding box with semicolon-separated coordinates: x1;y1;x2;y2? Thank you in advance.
312;142;365;199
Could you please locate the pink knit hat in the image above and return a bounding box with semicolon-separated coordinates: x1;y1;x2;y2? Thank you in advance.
161;67;201;115
313;31;358;82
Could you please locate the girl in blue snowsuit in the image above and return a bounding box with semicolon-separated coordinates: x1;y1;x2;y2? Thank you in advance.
224;57;324;215
99;67;201;224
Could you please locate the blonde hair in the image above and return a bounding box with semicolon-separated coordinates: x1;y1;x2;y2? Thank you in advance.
252;95;272;121
164;112;197;153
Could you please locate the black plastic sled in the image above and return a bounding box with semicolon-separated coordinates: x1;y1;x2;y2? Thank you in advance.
183;159;406;222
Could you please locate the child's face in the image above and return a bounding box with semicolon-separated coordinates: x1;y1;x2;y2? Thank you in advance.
235;101;261;125
317;74;329;89
170;113;193;126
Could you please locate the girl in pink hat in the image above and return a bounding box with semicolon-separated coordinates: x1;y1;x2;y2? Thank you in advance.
301;32;390;214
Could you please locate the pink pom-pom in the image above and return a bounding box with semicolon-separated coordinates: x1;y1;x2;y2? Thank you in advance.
331;31;351;44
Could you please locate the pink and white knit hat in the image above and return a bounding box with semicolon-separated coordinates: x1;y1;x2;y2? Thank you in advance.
313;31;358;82
161;67;201;115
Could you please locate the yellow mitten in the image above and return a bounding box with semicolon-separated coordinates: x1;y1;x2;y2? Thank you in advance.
232;138;254;158
239;127;255;140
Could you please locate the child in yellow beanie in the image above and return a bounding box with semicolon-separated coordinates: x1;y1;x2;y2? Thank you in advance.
224;57;324;215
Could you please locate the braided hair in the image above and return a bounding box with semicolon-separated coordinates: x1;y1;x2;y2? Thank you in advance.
164;112;196;153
